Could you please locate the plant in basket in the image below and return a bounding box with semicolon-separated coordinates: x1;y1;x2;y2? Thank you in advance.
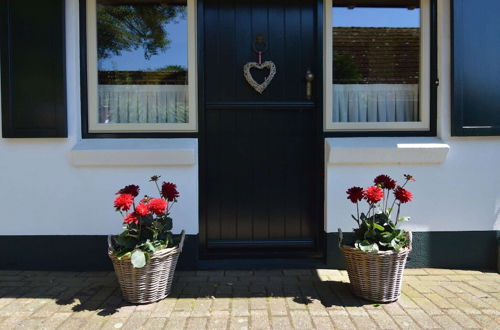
340;174;415;303
346;174;415;252
109;175;185;304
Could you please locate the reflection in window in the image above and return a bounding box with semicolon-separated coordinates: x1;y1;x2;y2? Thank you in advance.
332;1;420;123
96;0;188;124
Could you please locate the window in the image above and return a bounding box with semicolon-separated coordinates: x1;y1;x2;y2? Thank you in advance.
84;0;196;134
324;0;435;133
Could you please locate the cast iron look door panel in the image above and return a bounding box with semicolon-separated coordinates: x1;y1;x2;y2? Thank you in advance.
200;0;323;256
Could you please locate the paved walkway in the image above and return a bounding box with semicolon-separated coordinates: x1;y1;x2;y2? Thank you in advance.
0;268;498;329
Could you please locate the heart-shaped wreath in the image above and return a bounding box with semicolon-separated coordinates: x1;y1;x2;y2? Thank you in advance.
243;61;277;94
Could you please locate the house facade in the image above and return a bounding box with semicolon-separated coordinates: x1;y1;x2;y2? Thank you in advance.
0;0;498;271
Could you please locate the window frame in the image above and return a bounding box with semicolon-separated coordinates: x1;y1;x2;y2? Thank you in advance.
80;0;198;138
323;0;438;136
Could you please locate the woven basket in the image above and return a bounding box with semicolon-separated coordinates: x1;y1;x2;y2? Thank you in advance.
339;229;412;303
108;230;185;304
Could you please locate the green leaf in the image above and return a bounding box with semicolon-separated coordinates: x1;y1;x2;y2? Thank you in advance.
131;250;147;268
373;223;384;231
143;240;156;253
355;240;379;253
398;216;410;222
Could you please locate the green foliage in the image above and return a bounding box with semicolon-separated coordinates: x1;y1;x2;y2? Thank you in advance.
353;210;409;252
97;4;186;60
333;52;362;83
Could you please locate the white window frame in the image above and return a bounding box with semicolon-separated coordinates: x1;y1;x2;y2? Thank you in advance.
86;0;197;133
323;0;431;132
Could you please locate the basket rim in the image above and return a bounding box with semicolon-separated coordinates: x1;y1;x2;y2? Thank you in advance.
108;245;181;261
340;244;411;255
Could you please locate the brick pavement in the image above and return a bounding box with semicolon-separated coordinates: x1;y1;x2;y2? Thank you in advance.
0;268;498;329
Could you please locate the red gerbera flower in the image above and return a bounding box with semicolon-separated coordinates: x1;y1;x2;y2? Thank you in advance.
161;182;180;202
346;186;364;203
116;185;140;197
364;186;384;204
374;175;397;190
148;198;167;215
114;193;134;211
394;187;413;203
135;203;150;216
123;212;139;225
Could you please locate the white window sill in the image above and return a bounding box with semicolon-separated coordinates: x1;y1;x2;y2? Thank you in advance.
70;139;197;167
326;137;450;165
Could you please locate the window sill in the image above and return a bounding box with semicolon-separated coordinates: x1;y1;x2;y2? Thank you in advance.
326;137;449;165
70;139;197;167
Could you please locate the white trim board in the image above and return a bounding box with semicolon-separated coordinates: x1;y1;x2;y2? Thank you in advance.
70;139;197;166
326;137;449;165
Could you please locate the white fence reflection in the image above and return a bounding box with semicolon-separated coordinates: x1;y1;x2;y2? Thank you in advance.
333;84;419;123
98;85;188;124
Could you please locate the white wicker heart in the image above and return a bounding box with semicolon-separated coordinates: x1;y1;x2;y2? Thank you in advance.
243;61;277;94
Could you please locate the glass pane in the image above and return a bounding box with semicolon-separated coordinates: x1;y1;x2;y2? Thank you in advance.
332;2;420;123
96;0;188;124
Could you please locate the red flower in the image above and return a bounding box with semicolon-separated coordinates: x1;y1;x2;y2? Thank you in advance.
364;186;384;204
123;212;139;225
374;175;396;190
114;194;134;211
116;185;140;197
161;182;179;202
394;187;413;203
346;186;364;203
148;198;167;215
135;203;150;216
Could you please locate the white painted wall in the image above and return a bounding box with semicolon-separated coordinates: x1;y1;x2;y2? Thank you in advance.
0;0;199;235
326;0;500;233
0;0;498;237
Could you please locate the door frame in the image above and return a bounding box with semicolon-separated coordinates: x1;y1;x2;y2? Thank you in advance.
197;0;326;259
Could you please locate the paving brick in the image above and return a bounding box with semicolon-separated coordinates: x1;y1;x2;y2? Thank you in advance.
208;316;230;329
186;316;208;329
330;314;357;329
405;308;440;328
100;317;129;330
37;312;72;329
448;296;482;314
471;314;499;329
432;314;462;328
230;316;249;330
270;316;292;330
411;297;444;315
164;313;188;330
423;293;455;309
392;315;421;329
445;309;481;328
231;298;250;316
191;298;212;317
249;309;270;329
367;308;399;329
268;297;287;316
290;310;313;329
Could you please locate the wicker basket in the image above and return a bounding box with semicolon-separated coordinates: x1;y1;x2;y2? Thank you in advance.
108;230;185;304
339;229;412;303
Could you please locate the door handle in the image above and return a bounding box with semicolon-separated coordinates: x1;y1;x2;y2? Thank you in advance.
305;69;314;100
